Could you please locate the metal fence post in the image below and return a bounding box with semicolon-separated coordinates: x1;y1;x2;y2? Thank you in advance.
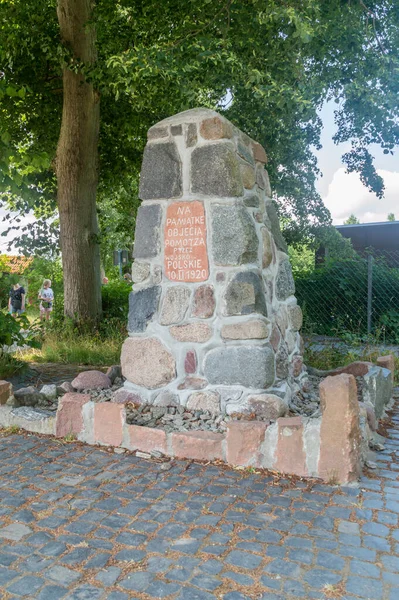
367;253;373;335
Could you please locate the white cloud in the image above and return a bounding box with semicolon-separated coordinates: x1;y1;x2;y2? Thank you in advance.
323;168;399;224
0;207;36;254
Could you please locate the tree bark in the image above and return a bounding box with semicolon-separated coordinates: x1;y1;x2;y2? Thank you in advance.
56;0;102;321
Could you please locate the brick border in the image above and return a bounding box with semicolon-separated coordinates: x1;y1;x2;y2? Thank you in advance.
0;373;366;484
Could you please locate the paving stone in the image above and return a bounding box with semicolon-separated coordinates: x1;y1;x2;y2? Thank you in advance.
7;575;45;596
303;569;342;589
119;571;153;592
381;554;399;572
19;554;53;572
288;549;314;564
0;523;32;541
0;566;20;586
146;580;182;597
46;565;82;585
350;559;381;578
114;549;146;562
36;585;68;600
362;521;390;537
223;593;252;600
339;546;376;562
282;579;306;597
107;593;130;600
316;551;345;571
64;584;104;599
176;588;217;600
95;566;121;586
337;520;360;534
363;535;391;552
223;571;254;586
346;575;383;599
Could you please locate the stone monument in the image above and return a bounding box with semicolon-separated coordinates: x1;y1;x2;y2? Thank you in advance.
121;108;304;417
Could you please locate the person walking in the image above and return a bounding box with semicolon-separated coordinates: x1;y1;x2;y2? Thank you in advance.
38;279;54;321
8;281;26;317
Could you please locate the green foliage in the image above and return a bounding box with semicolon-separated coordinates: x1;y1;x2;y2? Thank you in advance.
296;255;399;341
305;346;399;384
27;256;63;301
101;279;131;322
1;0;398;253
22;314;124;365
0;352;26;380
379;310;399;343
343;214;360;225
387;213;396;222
0;312;30;347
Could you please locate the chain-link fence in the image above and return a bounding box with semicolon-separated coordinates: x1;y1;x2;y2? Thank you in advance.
295;249;399;343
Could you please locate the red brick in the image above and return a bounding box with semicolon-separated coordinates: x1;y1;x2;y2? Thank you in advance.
275;416;307;477
94;402;124;447
226;421;268;467
0;380;12;406
171;430;225;461
319;374;361;484
55;393;91;438
377;355;395;379
128;424;167;454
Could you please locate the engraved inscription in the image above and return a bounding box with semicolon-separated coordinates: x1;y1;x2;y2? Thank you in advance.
164;201;209;282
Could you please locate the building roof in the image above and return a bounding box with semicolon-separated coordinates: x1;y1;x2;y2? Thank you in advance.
0;255;33;274
335;221;399;252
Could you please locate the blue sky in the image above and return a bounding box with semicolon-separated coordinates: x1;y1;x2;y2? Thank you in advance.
316;103;398;224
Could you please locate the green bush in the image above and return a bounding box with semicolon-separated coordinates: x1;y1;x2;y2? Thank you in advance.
295;256;399;341
101;279;131;321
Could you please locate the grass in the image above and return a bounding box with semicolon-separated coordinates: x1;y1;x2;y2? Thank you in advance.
0;352;27;380
20;331;123;366
305;346;399;383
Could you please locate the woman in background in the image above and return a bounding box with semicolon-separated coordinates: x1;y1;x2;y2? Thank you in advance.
8;281;26;316
38;279;54;321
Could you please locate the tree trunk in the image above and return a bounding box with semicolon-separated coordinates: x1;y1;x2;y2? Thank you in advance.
56;0;102;322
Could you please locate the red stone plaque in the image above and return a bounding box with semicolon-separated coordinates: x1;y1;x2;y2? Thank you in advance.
164;201;209;282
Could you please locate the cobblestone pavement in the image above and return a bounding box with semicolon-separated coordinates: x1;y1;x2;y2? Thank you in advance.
1;408;399;599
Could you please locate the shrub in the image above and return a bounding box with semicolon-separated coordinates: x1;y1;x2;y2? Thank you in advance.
101;279;131;321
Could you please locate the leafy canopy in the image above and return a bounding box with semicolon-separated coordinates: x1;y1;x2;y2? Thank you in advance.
1;0;398;251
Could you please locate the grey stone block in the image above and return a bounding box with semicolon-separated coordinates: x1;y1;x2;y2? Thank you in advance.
211;204;258;265
133;204;162;259
191;143;243;197
139;141;182;199
224;272;267;316
362;366;392;419
265;202;288;252
275;260;295;300
204;346;275;388
128;286;161;333
160;286;190;325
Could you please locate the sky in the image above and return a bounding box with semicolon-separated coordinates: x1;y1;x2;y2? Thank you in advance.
1;102;398;254
316;102;399;225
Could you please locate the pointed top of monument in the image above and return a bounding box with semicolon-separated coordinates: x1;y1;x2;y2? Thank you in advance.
154;107;223;127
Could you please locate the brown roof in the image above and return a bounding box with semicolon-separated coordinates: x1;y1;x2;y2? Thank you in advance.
0;255;33;274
